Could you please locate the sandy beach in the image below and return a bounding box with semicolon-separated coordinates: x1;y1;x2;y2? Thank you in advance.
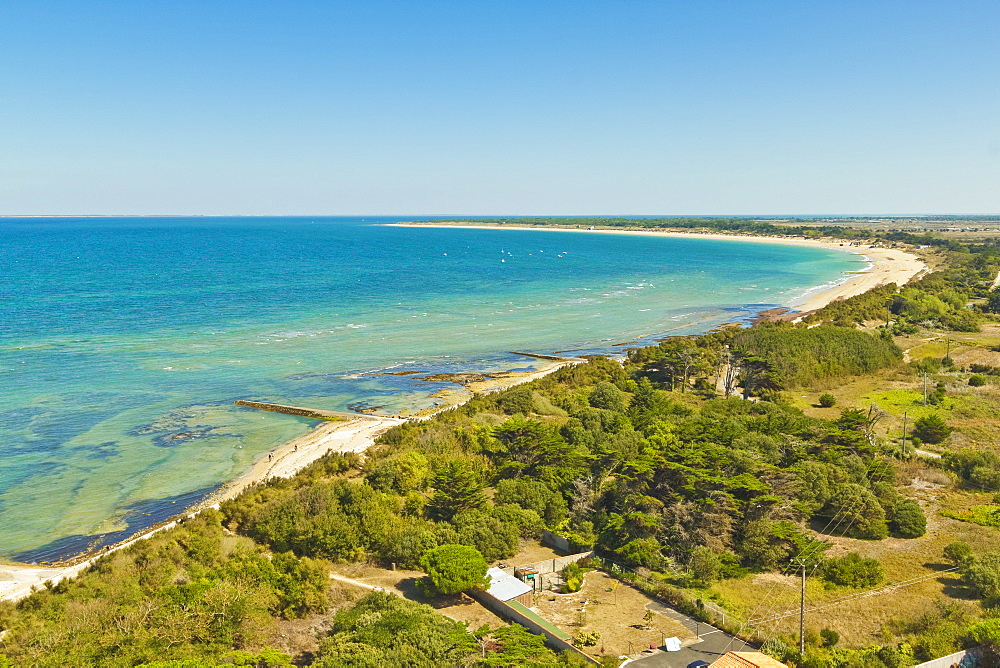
0;226;924;602
0;358;577;602
393;223;927;317
0;415;398;601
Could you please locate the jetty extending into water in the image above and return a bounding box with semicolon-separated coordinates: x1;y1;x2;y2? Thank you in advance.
510;351;583;362
233;400;374;420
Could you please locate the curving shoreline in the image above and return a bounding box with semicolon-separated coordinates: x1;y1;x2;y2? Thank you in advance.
0;226;925;600
0;358;577;601
391;222;928;316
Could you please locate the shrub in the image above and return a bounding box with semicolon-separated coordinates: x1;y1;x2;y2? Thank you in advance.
969;375;987;387
890;499;927;538
313;591;477;666
760;637;791;662
562;561;586;592
589;381;628;412
818;393;837;408
967;618;1000;651
913;414;953;444
971;466;1000;492
418;544;489;595
964;552;1000;600
573;631;601;647
495;478;568;526
499;386;534;415
823;552;885;588
821;484;889;539
366;451;429;494
688;546;722;585
943;541;974;568
820;628;840;648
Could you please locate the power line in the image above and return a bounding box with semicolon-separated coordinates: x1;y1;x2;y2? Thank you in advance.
749;567;959;626
731;408;916;653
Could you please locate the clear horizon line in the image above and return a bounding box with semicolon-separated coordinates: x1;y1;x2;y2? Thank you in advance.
3;212;1000;219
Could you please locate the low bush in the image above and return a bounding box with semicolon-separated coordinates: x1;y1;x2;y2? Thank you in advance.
913;414;953;444
823;552;885;588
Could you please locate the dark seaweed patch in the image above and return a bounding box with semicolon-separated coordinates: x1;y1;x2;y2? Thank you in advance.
0;406;47;431
131;408;241;448
80;441;120;460
149;426;242;448
9;485;218;564
0;460;68;494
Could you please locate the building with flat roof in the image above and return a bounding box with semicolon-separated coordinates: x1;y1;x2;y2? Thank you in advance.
485;566;534;607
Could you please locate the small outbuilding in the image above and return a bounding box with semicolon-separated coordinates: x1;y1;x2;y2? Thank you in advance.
485;566;534;607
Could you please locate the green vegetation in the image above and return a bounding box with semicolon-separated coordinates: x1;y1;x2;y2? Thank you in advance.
730;324;903;388
312;591;585;667
943;449;1000;491
889;498;927;538
560;561;590;593
941;504;1000;529
823;553;885;588
418;544;490;596
0;511;328;667
805;249;1000;332
7;218;1000;665
912;414;953;444
313;591;475;666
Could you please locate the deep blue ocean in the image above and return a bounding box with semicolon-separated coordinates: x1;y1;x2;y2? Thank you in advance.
0;216;864;562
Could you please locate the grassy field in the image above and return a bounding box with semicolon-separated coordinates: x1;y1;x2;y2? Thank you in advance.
703;321;1000;650
709;500;995;648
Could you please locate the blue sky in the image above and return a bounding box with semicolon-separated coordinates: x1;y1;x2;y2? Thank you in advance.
2;1;998;215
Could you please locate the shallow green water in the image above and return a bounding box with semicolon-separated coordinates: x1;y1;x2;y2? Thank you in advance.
0;216;864;561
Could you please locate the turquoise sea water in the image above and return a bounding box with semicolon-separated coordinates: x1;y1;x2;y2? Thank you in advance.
0;217;863;562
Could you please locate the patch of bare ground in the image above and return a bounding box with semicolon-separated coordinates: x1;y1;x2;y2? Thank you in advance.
531;570;693;659
506;541;566;566
270;583;361;665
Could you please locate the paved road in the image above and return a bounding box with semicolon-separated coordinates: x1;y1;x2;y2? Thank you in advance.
628;601;754;668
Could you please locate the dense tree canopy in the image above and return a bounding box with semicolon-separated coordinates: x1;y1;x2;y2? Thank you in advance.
419;544;490;596
8;222;1000;666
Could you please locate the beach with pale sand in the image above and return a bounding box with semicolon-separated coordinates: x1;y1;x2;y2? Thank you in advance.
0;227;924;602
393;223;928;315
0;359;576;602
0;416;400;601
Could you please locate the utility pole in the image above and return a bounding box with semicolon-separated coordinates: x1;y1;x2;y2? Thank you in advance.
791;558;808;655
901;411;908;456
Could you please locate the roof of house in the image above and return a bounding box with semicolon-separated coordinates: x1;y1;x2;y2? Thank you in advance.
485;566;533;602
709;651;789;668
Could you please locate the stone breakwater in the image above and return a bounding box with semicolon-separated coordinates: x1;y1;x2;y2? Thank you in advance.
233;400;361;420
